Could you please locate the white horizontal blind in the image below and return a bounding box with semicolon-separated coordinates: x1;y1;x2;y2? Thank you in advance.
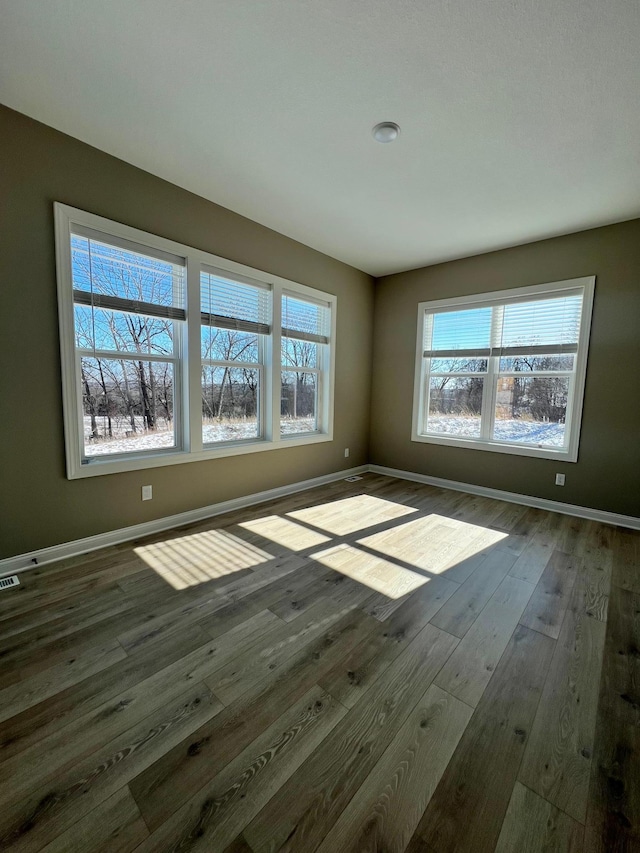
497;292;582;355
424;306;491;358
71;231;186;321
424;290;583;358
201;269;271;335
282;294;330;344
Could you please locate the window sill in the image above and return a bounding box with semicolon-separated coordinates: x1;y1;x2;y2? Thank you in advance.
411;431;578;462
69;431;333;479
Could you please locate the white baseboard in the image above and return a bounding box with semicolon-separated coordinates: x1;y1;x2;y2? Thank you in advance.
368;464;640;531
0;465;368;576
3;461;636;577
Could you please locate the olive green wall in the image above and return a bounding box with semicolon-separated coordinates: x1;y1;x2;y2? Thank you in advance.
371;220;640;519
0;106;375;559
2;105;638;559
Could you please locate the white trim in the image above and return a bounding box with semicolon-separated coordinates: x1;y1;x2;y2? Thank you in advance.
3;462;637;576
416;280;588;312
410;432;578;462
368;464;640;531
0;465;368;576
68;431;334;478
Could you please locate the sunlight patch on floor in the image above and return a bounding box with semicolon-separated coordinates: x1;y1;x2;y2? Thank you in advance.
310;543;429;599
287;494;417;536
134;529;274;589
238;515;331;551
357;515;508;574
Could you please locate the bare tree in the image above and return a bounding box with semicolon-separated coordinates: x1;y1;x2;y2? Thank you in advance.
201;329;257;421
73;238;176;436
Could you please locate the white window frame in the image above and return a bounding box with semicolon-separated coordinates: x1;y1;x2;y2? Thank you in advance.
411;277;595;462
55;203;336;479
280;289;332;438
200;264;270;448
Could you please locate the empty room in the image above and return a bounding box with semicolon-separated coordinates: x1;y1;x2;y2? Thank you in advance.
1;1;639;851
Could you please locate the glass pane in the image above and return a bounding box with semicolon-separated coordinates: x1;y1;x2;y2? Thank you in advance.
201;327;258;362
81;358;175;457
71;235;184;308
501;295;581;348
74;305;175;355
202;367;259;443
499;354;574;372
430;307;492;351
282;337;318;368
281;371;317;434
426;376;484;437
430;357;487;373
493;376;569;446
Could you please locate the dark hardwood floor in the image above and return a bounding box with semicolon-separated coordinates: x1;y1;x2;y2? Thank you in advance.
0;473;637;852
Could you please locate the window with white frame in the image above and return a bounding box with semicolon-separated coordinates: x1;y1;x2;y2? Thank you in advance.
69;227;187;461
281;293;331;436
200;268;270;445
55;204;335;478
412;277;595;461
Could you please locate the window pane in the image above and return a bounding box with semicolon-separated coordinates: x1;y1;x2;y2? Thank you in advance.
282;337;318;368
430;356;487;373
74;305;175;355
430;307;492;351
494;376;569;446
71;235;184;308
201;327;259;362
281;371;317;434
426;376;483;437
499;354;574;372
81;358;175;457
202;366;260;443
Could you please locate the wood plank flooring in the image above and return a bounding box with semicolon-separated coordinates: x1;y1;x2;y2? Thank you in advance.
0;473;637;852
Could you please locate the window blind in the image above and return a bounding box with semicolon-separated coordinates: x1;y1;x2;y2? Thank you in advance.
424;290;583;358
497;292;582;355
282;294;330;344
72;289;186;321
201;268;271;335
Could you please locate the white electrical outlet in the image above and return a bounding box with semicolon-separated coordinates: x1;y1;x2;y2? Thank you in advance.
344;448;350;458
142;485;153;501
555;473;565;486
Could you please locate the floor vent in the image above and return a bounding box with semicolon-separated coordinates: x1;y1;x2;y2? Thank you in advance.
0;575;20;590
344;475;363;482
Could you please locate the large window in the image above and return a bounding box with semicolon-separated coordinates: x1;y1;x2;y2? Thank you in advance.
200;268;270;446
55;204;335;478
69;228;186;461
281;293;331;436
412;278;595;461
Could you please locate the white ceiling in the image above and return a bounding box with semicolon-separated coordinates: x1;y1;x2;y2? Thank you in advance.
1;1;639;276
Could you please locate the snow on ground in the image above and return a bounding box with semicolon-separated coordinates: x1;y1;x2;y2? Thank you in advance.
84;413;562;455
280;418;316;436
428;415;565;446
83;416;316;456
85;430;176;456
